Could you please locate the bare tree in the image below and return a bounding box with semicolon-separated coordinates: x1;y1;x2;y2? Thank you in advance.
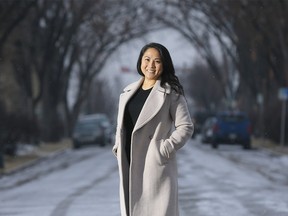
0;0;36;55
145;0;239;103
10;0;92;141
9;0;159;141
157;0;288;142
64;0;160;137
186;62;224;112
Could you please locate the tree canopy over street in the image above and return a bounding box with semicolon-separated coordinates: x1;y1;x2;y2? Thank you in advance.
0;0;287;144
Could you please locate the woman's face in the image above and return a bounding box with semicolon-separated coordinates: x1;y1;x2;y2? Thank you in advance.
141;48;163;81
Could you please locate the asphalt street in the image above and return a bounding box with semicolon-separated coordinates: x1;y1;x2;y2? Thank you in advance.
0;138;288;216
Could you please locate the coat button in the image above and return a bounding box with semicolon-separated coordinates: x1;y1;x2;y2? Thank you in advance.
149;135;153;140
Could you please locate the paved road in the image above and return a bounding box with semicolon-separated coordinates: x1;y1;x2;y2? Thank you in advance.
0;139;288;216
178;140;288;216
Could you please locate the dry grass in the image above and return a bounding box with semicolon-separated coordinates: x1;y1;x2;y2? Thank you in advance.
35;138;72;156
2;138;72;174
3;155;39;173
252;137;288;154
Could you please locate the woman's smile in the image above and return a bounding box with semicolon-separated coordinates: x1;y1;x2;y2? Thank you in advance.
141;47;163;81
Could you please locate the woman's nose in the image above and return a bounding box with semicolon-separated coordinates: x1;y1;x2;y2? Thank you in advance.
149;61;155;68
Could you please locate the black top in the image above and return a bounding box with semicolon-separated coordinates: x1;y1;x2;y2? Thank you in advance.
124;87;152;163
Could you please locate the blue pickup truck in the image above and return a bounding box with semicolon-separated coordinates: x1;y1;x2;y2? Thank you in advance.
202;111;252;149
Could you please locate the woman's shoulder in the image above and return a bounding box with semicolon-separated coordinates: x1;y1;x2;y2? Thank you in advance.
155;80;171;94
163;83;185;101
157;81;182;97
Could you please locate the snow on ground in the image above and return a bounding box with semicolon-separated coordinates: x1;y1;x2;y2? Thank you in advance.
0;146;119;216
0;148;96;190
1;139;288;216
193;135;288;186
178;139;288;216
16;144;37;156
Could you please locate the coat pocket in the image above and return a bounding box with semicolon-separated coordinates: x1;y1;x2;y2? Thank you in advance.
153;139;169;166
112;145;117;157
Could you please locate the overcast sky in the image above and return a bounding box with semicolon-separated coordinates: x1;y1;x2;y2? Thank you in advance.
99;28;197;84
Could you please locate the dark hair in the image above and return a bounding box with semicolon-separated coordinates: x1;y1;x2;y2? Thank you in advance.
136;42;184;95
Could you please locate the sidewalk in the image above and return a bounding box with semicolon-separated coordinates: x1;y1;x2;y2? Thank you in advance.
0;139;72;175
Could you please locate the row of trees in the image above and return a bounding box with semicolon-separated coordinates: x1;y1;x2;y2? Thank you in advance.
0;0;287;144
0;0;159;142
147;0;288;142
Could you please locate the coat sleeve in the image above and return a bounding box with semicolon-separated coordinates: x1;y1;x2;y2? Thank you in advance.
161;93;194;158
112;96;122;157
112;122;119;157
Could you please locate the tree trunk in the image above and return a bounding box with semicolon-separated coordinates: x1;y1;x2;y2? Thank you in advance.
40;78;63;142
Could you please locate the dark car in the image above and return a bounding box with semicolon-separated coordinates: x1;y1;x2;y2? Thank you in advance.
203;111;252;149
72;114;112;149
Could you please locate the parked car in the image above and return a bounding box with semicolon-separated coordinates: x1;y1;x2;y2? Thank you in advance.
72;114;112;149
201;117;217;144
191;111;215;138
202;111;252;149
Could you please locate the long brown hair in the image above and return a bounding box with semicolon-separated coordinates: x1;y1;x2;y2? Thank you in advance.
136;42;184;95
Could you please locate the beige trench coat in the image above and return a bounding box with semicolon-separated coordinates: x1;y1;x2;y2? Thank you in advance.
112;78;193;216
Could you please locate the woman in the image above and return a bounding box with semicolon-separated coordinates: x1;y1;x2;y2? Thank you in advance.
113;42;193;216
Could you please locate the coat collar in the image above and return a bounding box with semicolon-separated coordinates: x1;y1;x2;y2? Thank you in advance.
120;77;172;132
124;78;171;132
123;78;171;94
123;78;143;92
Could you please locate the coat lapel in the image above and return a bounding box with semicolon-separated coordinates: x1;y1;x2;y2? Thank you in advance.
121;79;142;105
134;79;171;132
118;78;143;127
